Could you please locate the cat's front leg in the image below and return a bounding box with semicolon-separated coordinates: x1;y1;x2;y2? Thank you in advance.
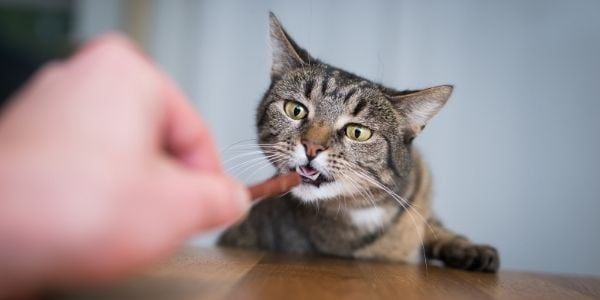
218;214;261;249
424;218;499;272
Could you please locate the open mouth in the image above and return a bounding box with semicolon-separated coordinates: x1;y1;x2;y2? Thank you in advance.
295;165;331;187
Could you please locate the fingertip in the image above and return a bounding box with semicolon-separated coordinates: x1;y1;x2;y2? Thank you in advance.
164;170;250;231
68;33;154;75
202;176;251;229
202;177;250;227
228;180;251;218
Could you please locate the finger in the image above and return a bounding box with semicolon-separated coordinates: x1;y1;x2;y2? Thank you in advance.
161;77;222;174
157;162;250;233
66;34;222;174
57;33;164;121
70;33;152;68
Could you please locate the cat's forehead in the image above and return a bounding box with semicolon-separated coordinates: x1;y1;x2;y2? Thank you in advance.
295;65;375;88
278;65;385;104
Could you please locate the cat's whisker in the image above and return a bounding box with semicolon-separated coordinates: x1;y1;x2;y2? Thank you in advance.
339;161;435;236
242;160;279;181
278;190;293;199
225;145;286;151
230;153;289;178
362;172;437;240
223;140;284;148
236;155;289;179
336;197;342;217
221;138;260;153
223;146;286;158
224;151;282;170
226;153;287;176
222;150;277;165
228;144;283;149
222;149;286;165
230;159;280;179
348;169;429;270
228;154;288;177
339;172;377;209
340;172;383;218
222;139;285;154
350;175;378;208
350;169;421;221
228;160;270;178
224;148;283;155
335;172;384;235
335;159;430;269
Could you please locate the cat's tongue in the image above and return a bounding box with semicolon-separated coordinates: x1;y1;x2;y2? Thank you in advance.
298;165;320;181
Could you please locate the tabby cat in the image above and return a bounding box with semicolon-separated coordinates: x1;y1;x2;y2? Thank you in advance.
219;13;499;272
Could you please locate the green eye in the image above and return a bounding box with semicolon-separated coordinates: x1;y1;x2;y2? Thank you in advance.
345;124;372;142
284;100;308;120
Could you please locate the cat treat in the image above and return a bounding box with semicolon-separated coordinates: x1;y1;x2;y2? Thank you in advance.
248;172;301;202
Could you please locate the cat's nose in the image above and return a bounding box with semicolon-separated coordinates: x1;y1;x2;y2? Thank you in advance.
302;140;327;161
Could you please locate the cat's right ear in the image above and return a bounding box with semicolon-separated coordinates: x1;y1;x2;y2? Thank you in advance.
387;85;453;138
269;12;312;80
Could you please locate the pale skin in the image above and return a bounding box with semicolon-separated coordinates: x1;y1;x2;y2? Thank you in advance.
0;35;250;295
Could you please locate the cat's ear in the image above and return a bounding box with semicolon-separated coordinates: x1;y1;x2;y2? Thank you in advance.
269;12;313;80
388;85;453;136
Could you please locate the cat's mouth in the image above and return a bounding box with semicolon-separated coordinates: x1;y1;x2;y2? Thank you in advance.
294;165;331;187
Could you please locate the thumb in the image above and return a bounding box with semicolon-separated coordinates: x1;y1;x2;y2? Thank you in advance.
158;165;250;233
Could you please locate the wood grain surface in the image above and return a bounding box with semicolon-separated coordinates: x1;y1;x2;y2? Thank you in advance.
51;246;600;300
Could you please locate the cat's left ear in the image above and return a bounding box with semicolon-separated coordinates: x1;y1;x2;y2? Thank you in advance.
269;12;313;80
387;85;453;136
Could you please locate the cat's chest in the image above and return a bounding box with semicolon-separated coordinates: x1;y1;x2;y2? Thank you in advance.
299;204;399;235
346;206;388;231
290;203;401;256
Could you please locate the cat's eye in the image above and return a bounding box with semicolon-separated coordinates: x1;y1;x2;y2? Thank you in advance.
345;124;372;142
284;100;308;120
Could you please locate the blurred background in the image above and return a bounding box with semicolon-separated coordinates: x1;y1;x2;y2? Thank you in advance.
1;0;599;276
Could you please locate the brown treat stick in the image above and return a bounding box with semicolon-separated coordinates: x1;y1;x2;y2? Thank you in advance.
248;172;301;202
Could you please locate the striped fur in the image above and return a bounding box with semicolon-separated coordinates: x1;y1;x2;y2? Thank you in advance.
219;13;499;272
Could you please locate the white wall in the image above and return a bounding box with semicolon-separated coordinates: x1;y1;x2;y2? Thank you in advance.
73;0;123;41
76;0;600;276
394;0;600;276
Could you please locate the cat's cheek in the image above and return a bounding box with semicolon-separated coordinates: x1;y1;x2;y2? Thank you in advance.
310;152;331;177
290;143;308;167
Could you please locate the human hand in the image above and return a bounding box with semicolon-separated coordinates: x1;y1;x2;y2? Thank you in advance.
0;35;249;294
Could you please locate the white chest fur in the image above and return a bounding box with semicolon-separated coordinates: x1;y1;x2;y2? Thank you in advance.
348;206;386;230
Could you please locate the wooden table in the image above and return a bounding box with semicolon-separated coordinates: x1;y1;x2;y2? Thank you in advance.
54;246;600;300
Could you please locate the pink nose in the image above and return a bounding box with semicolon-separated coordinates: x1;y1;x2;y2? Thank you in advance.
301;140;327;160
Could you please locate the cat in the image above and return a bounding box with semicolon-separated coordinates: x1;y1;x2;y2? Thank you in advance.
219;13;499;272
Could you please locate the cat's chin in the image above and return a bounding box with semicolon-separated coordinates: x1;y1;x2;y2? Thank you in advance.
290;181;348;203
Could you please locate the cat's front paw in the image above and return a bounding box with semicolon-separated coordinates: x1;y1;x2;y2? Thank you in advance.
439;242;499;272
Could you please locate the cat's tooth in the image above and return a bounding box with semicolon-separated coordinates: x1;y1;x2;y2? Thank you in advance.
309;173;320;181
